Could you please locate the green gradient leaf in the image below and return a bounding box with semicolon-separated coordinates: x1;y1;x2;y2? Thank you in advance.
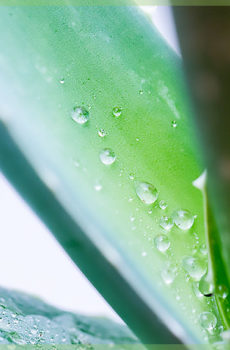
0;5;229;345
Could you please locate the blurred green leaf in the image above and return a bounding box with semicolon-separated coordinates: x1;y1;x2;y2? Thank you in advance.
0;287;141;346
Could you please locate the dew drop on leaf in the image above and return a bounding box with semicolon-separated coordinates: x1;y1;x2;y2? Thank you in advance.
99;148;116;165
135;182;158;205
216;285;228;300
94;182;102;192
98;128;106;138
159;216;174;231
161;267;176;285
182;257;206;281
129;173;135;180
73;160;80;168
199;312;217;331
173;209;194;231
112;106;122;118
199;273;214;297
199;244;208;256
154;234;170;253
171;120;177;128
71;106;89;125
159;200;167;210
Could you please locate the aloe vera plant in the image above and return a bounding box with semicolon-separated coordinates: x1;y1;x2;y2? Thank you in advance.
0;4;230;346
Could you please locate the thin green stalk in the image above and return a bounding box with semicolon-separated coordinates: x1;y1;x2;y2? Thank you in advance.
194;172;230;330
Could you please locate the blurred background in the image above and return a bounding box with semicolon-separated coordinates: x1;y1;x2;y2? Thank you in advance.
0;6;180;324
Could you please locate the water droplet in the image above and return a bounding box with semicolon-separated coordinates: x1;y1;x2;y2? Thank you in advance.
171;120;177;128
199;244;208;256
135;182;158;205
139;90;144;95
98;128;106;137
193;233;200;245
71;106;89;125
192;248;198;255
112;107;122;118
129;173;135;180
161;267;176;285
182;257;206;281
73;160;80;168
216;285;228;299
119;169;124;177
130;216;135;222
199;312;217;331
59;78;65;84
154;234;170;253
99;148;116;165
159;200;167;210
199;273;214;297
94;182;102;192
159;216;174;231
173;210;194;230
136;138;140;142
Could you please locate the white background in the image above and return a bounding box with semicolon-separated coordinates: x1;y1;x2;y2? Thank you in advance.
0;6;179;324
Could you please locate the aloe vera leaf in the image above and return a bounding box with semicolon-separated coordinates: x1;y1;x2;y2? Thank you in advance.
1;124;182;345
0;287;141;346
191;173;230;334
0;5;226;344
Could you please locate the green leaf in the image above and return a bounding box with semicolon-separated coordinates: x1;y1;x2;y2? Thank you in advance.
192;172;230;332
0;287;141;346
0;5;228;345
